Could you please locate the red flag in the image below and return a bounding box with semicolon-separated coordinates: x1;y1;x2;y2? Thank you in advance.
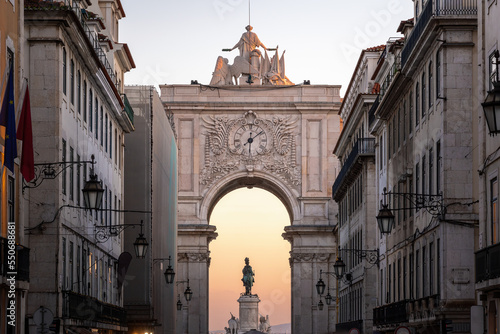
17;86;34;182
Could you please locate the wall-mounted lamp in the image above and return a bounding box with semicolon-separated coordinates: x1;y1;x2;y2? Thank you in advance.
153;256;176;285
482;50;500;135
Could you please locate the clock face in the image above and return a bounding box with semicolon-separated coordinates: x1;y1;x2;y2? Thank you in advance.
232;124;268;156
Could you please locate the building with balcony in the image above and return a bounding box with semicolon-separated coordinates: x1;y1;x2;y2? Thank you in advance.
331;45;383;334
22;0;135;333
123;86;178;334
475;1;500;334
369;1;478;333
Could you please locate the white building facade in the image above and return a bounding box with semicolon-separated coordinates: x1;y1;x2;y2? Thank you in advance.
23;0;135;333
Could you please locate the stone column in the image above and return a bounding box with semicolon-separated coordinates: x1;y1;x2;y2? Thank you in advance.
238;294;261;333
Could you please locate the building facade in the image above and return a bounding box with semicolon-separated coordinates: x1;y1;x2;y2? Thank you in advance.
1;0;30;333
475;0;500;333
369;1;478;333
332;45;383;334
22;0;135;333
123;85;178;334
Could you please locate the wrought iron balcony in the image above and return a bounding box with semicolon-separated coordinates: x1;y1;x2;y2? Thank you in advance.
368;95;379;127
0;237;30;282
373;300;410;326
63;290;127;326
401;0;477;68
476;242;500;283
332;138;375;201
379;57;401;101
122;94;134;125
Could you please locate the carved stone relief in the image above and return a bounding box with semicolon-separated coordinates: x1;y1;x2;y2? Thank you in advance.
201;110;300;190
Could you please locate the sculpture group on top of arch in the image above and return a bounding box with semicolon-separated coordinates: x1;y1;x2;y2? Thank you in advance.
210;25;294;86
201;110;300;189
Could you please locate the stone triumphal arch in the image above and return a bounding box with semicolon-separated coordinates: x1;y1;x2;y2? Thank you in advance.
160;26;342;334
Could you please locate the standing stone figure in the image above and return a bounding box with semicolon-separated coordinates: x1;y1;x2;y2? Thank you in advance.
241;257;255;295
230;25;267;61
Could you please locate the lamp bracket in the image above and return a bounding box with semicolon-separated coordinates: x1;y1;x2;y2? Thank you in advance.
23;160;94;191
383;187;445;217
340;248;381;265
319;269;352;284
94;222;143;243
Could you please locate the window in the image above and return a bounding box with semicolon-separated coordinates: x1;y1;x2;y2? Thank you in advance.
430;242;434;295
397;258;401;301
421;72;426;118
393;117;397;155
491;177;499;244
77;246;81;293
70;147;74;201
105;114;108;152
416;83;420;126
416;161;420;196
422;246;427;296
409;252;414;298
388;123;392;158
69;241;74;291
89;89;93;131
422;155;426;195
8;176;15;222
416;250;420;298
110;122;113;158
77;154;81;205
83;81;87;122
428;61;433;107
398;107;401;148
62;238;67;289
416;1;420;18
388;264;392;302
62;139;67;195
63;48;67;95
436;50;441;97
77;70;81;113
393;261;396;302
403;256;407;299
437;239;441;295
429;148;434;194
403;101;407;141
100;107;104;146
437;141;441;194
114;129;118;162
70;60;75;105
409;92;413;133
95;98;99;140
409;177;414;217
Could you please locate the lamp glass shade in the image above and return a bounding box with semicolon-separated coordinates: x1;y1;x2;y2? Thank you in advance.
325;292;332;305
318;300;324;311
316;278;326;295
482;84;500;135
133;234;148;258
164;265;175;284
376;205;395;234
82;176;104;210
333;257;346;279
184;286;193;302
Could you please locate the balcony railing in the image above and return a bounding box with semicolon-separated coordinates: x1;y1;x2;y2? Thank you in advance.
373;300;410;326
0;237;30;282
476;242;500;283
368;95;379;126
63;291;127;326
379;57;401;100
332;138;375;198
401;0;477;68
122;94;134;125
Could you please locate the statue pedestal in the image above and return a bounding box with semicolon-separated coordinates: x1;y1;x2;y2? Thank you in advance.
237;294;260;333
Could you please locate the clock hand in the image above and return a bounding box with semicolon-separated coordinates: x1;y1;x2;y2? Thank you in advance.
244;132;254;146
251;130;264;139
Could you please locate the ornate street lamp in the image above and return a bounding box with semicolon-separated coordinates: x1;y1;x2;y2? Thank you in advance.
163;256;175;284
316;276;326;296
184;279;193;302
318;299;324;311
133;221;148;259
177;295;183;310
333;253;346;279
376;204;395;235
325;291;333;306
82;155;104;210
482;50;500;135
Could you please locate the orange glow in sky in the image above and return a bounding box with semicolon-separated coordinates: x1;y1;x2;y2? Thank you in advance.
209;188;291;331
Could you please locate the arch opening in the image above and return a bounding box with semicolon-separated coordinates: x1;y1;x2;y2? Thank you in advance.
208;187;292;332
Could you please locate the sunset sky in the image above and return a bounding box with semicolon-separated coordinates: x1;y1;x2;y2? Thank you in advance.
119;0;414;331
